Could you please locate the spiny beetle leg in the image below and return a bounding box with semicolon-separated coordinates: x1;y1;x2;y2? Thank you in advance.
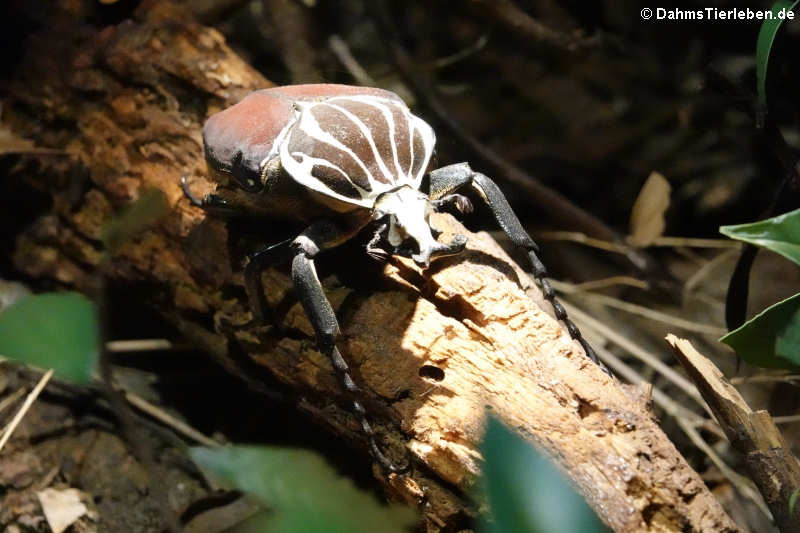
291;222;408;474
428;163;613;377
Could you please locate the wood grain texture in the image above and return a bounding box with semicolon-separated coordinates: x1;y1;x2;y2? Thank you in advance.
5;2;738;531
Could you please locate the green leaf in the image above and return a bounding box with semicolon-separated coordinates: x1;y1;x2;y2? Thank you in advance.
720;208;800;266
0;292;99;382
756;0;798;110
790;487;800;515
101;188;169;255
189;446;415;533
720;292;800;368
480;417;607;533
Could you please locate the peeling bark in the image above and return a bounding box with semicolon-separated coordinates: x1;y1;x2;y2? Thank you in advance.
5;2;739;531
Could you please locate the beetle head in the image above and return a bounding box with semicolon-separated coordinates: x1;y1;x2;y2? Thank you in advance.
372;186;466;267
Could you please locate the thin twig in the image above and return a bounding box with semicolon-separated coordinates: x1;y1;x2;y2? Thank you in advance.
552;281;727;337
536;230;632;255
570;276;649;292
463;0;602;52
683;248;740;300
649;236;741;249
425;34;489;69
0;369;53;453
540;230;740;252
0;387;26;416
328;35;377;88
124;391;220;448
730;374;800;385
106;339;173;353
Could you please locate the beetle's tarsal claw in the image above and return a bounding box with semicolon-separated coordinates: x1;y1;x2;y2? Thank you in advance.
432;194;473;214
181;175;203;207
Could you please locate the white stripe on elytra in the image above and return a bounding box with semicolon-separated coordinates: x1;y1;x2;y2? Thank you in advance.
280;144;373;207
294;101;376;192
327;94;435;189
407;109;415;182
321;101;395;189
292;153;369;195
410;115;435;185
331;96;407;186
276;94;436;206
279;108;373;207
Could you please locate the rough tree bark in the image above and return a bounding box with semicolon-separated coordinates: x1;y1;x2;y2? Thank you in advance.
5;2;739;531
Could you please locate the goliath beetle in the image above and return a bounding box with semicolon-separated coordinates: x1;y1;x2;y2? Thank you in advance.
183;84;609;473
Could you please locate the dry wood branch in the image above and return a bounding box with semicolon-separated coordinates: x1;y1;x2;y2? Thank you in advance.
461;0;601;52
666;335;800;532
3;3;738;531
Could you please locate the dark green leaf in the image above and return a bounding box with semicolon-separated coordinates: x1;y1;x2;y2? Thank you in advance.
790;487;800;515
720;208;800;266
189;446;415;533
0;292;99;382
480;416;607;533
756;0;798;109
720;292;800;368
101;188;169;255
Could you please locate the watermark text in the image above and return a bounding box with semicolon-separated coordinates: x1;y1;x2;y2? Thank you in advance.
641;7;795;21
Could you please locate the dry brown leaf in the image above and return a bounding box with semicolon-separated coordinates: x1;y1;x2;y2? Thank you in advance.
36;488;88;533
628;171;671;247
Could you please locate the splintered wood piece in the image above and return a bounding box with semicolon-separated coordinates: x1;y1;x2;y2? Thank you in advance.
667;334;800;532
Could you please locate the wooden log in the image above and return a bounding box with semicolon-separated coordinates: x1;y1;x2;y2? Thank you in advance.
5;2;738;531
667;335;800;532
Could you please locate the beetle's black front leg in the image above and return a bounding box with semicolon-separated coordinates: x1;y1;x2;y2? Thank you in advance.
290;223;407;474
429;163;612;377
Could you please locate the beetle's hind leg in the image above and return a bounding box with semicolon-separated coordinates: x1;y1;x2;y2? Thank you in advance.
428;163;612;377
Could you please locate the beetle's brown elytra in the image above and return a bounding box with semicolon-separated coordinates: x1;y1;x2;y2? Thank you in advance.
202;85;433;206
183;83;611;473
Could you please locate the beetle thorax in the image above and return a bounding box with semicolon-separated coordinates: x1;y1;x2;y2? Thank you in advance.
372;186;449;267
